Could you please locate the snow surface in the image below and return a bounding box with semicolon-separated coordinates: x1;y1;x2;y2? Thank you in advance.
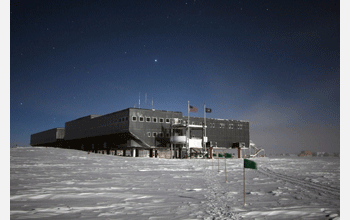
10;147;340;219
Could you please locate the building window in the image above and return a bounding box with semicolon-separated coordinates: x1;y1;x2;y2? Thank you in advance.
132;116;137;121
192;122;195;125
211;123;215;128
166;133;170;137
153;132;157;137
119;118;121;122
238;124;243;130
166;118;170;123
152;117;157;123
229;124;233;129
139;116;144;122
199;122;202;126
220;123;225;128
125;117;128;121
146;117;151;122
147;132;151;137
159;118;164;123
159;132;164;137
122;117;125;122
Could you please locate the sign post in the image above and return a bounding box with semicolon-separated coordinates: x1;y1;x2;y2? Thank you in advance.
243;159;257;206
218;152;220;172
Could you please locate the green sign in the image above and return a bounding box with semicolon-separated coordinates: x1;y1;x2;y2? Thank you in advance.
225;153;232;158
244;159;257;169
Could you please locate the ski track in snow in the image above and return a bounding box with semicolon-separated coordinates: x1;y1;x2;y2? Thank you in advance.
258;168;340;198
10;148;340;219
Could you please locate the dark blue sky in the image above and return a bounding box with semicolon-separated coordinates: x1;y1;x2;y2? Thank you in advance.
10;0;340;154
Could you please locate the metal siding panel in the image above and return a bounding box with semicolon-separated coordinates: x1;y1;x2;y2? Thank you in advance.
31;128;63;146
64;110;130;141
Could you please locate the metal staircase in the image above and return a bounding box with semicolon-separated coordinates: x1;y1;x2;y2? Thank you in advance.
248;140;265;158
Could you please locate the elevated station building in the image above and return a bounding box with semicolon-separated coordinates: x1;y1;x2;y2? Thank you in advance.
30;108;249;158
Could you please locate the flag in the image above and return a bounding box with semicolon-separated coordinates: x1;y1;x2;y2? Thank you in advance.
189;105;198;113
205;108;212;113
244;159;257;169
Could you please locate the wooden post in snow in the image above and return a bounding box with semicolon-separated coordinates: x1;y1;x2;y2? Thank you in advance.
225;151;227;183
218;152;220;172
243;161;246;206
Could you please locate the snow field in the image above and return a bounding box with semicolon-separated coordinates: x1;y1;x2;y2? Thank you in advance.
11;147;339;219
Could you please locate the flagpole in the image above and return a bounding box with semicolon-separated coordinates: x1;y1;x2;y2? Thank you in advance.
204;104;206;137
204;103;206;155
188;101;190;125
188;101;190;158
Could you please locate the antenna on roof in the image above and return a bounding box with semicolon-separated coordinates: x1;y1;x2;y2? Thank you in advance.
145;93;147;108
139;92;140;109
152;97;154;110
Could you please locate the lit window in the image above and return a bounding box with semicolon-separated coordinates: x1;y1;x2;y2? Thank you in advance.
146;117;151;122
166;118;170;123
132;116;137;121
153;132;157;137
159;118;164;123
153;117;157;123
139;117;144;122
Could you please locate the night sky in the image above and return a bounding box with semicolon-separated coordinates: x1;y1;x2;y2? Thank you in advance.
10;0;340;154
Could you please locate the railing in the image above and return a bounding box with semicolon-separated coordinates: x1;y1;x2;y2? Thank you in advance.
170;136;187;144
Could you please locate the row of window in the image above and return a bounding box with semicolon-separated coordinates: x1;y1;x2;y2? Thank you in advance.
216;123;244;129
131;116;244;130
132;116;171;123
118;116;129;122
146;131;171;138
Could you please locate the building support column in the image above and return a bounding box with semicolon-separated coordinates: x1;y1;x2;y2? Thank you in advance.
238;147;242;158
171;143;173;159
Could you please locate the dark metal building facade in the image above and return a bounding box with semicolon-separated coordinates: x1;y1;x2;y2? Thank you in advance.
30;108;249;157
